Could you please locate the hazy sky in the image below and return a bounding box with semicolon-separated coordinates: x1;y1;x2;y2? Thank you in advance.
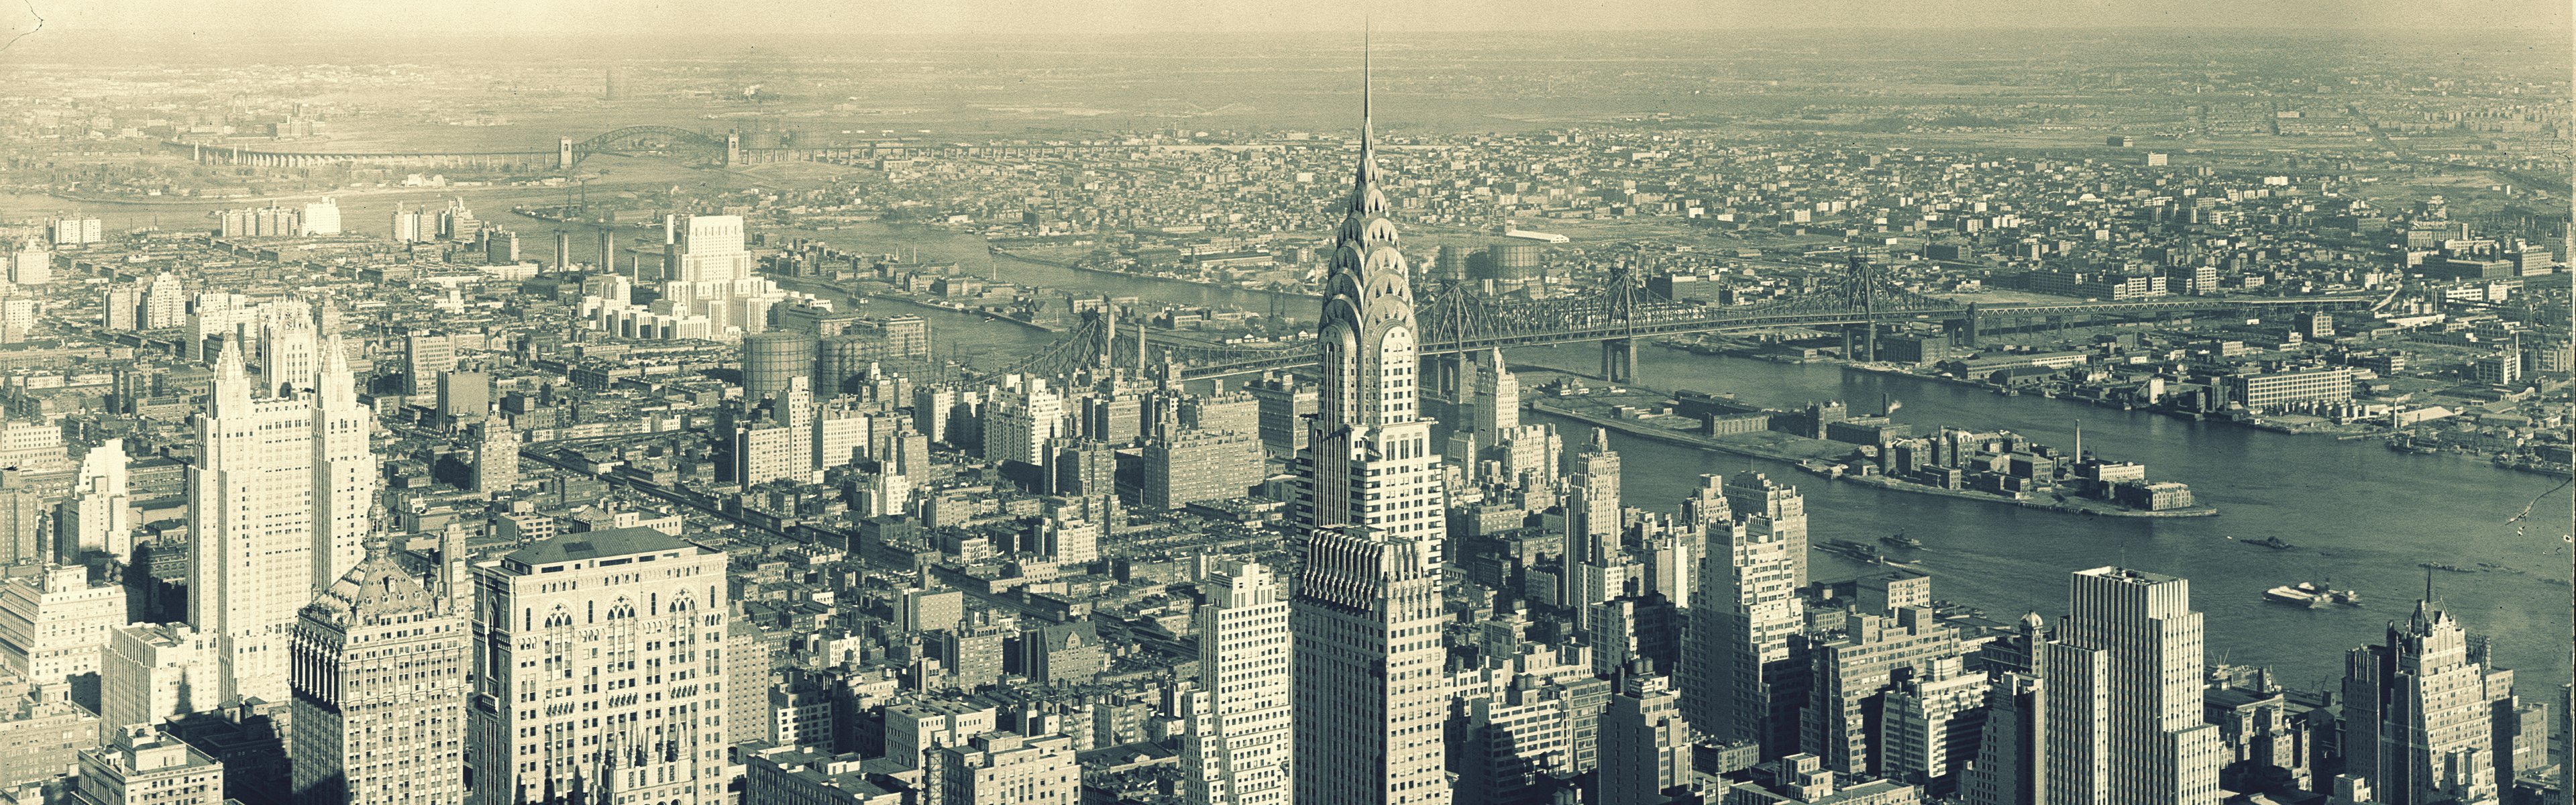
3;0;2568;42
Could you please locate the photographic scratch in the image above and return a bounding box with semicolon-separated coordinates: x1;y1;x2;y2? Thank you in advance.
0;0;41;54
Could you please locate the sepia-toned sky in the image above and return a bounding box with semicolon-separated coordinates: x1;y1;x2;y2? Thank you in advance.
4;0;2569;41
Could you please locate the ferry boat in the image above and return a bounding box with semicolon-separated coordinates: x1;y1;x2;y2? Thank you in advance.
2265;582;2361;608
1880;531;1923;549
2246;536;2294;550
1823;539;1886;563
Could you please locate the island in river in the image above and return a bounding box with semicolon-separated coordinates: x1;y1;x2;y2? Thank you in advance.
1526;374;2216;518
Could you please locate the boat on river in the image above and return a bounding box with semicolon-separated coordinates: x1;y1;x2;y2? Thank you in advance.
2265;582;2361;608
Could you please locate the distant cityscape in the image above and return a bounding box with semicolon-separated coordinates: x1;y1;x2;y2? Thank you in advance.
0;19;2567;805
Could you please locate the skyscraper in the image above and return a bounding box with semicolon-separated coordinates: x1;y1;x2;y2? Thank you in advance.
1289;63;1452;805
2040;567;2222;805
469;529;732;805
1563;427;1623;629
981;376;1063;468
60;439;132;562
2341;589;2518;805
1686;515;1805;759
187;325;378;709
1599;663;1695;805
289;511;468;805
1721;470;1809;588
142;272;186;329
1803;608;1964;776
1960;672;2046;805
1182;561;1291;805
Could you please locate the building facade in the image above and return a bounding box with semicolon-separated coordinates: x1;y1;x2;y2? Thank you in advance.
289;519;469;805
188;328;378;708
468;529;733;805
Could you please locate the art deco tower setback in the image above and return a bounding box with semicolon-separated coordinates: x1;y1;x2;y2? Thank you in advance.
1289;58;1453;805
189;321;379;708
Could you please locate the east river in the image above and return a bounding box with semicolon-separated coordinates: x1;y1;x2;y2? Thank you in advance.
13;192;2569;697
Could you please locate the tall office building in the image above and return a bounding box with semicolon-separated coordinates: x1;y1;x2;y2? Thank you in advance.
981;376;1063;468
469;529;733;805
1246;372;1318;458
1599;663;1695;805
60;439;133;562
1686;515;1805;759
105;285;142;330
1803;607;1964;776
723;377;816;486
2342;591;2518;805
1289;78;1451;805
1141;429;1264;510
927;733;1080;805
142;272;186;329
472;421;519;494
300;197;341;236
252;301;324;395
1960;673;2046;805
13;235;53;286
289;514;468;805
655;213;787;335
187;328;378;708
1182;561;1292;805
2040;567;2222;805
1722;470;1809;588
1563;427;1622;627
403;333;456;396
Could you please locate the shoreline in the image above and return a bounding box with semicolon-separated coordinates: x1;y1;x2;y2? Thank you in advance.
992;248;1324;301
1528;396;2218;520
774;276;1060;333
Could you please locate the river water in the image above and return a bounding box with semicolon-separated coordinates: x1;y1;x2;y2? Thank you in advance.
1509;345;2573;697
15;191;2567;696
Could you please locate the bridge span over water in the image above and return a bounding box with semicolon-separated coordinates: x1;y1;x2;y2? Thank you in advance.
993;256;2390;384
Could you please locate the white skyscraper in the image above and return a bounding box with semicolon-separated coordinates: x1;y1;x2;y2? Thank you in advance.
1183;561;1292;805
2041;567;2222;805
1685;515;1805;758
0;565;127;686
2342;590;2517;805
1289;66;1451;805
62;439;132;562
186;321;378;708
299;197;341;236
1601;667;1695;805
1563;427;1623;629
470;529;733;805
13;236;52;286
253;301;322;396
142;272;186;329
981;375;1064;468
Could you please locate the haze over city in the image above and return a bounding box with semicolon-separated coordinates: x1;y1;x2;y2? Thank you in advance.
0;4;2565;805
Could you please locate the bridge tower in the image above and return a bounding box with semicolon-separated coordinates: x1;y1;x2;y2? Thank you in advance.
1600;258;1646;384
1845;254;1880;362
724;131;741;166
558;137;574;170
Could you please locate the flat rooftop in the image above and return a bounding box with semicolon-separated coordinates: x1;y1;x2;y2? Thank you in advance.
500;527;696;572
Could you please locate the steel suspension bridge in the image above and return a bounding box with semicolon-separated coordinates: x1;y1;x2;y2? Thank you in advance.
991;256;2391;383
